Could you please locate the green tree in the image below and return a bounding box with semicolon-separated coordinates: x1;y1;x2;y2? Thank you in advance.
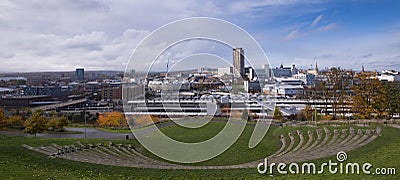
384;82;400;119
71;113;83;123
273;106;283;121
7;115;24;129
48;110;57;118
47;115;69;132
24;111;47;136
88;113;98;124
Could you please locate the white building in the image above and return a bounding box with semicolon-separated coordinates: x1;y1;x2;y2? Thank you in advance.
263;84;276;95
197;66;215;73
147;80;163;91
377;74;400;82
377;70;400;82
277;85;304;97
294;72;316;85
275;77;303;85
218;66;233;77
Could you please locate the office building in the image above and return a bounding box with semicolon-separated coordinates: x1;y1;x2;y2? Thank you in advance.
233;48;245;78
75;68;84;81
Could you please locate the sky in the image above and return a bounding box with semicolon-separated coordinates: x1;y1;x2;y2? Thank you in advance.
0;0;399;72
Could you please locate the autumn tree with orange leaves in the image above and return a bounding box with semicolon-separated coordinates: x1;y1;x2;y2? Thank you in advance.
97;112;127;127
133;115;160;126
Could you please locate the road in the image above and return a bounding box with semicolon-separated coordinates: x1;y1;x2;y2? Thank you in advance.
0;127;133;139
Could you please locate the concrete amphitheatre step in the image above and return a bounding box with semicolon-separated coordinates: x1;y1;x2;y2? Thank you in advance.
314;127;330;149
267;127;381;164
290;130;304;153
22;126;382;170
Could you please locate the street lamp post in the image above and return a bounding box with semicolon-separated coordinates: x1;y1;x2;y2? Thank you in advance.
83;80;87;140
84;109;87;139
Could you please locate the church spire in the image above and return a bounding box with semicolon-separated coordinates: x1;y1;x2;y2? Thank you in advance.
362;65;365;73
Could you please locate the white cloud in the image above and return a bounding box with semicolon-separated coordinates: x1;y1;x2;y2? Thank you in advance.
284;29;299;40
318;23;336;31
0;27;149;72
226;0;318;14
266;30;400;71
311;14;323;27
63;32;107;50
0;0;398;72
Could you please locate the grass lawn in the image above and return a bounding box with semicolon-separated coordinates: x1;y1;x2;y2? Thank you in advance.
96;127;132;133
0;122;399;179
135;121;279;166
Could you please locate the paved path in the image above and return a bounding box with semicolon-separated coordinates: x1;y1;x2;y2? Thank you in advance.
0;128;133;139
0;120;202;139
388;124;400;129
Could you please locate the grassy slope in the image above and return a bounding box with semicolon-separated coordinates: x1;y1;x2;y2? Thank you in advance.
145;121;279;166
0;123;399;179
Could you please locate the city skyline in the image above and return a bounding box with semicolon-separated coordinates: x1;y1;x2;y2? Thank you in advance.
0;0;399;72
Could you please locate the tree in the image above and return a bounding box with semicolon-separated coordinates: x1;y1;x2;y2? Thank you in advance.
57;116;69;131
0;108;6;130
48;110;57;118
302;104;315;121
71;113;84;123
273;106;283;121
97;112;127;127
384;82;400;119
20;108;32;120
47;115;69;132
296;111;307;121
317;68;353;118
24;111;47;136
133;115;160;126
87;113;99;124
352;72;387;119
7;115;24;129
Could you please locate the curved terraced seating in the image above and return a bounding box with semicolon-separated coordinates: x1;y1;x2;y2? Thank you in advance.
266;126;381;164
314;127;330;149
326;129;339;146
270;135;286;157
290;130;304;153
298;130;313;152
277;132;295;156
22;126;382;170
46;141;182;169
304;129;322;151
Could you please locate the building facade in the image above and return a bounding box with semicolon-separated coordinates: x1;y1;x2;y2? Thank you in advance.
75;68;84;81
233;48;244;78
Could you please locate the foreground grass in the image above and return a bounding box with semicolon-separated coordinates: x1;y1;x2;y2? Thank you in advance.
0;123;399;179
135;121;279;166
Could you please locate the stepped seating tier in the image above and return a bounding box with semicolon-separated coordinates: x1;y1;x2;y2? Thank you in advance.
22;126;381;169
